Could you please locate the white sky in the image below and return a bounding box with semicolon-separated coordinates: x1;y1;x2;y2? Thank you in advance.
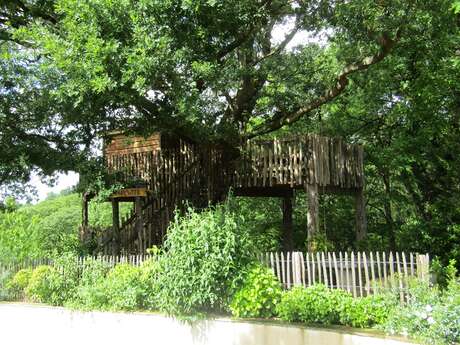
32;171;79;202
32;24;321;202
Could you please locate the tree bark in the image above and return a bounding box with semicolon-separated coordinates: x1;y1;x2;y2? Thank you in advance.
112;200;120;255
281;197;294;251
355;188;367;242
306;183;319;251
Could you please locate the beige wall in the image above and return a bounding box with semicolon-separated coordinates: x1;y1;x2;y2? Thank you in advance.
0;303;416;345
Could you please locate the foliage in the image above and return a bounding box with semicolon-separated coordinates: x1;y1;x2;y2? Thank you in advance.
0;192;132;263
68;258;111;310
137;255;163;310
25;265;66;305
230;264;282;318
277;284;351;325
6;268;33;299
382;274;460;345
339;294;396;328
0;268;13;301
103;264;144;311
156;200;255;315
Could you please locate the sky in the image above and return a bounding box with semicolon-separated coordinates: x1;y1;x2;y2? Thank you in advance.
32;171;79;201
32;24;320;202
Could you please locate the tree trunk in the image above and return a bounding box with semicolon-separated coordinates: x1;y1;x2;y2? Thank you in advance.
355;188;367;242
281;197;294;251
112;200;120;255
306;183;319;251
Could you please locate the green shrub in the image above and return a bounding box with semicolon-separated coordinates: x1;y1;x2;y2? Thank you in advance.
68;258;111;310
25;265;65;305
6;268;33;299
230;264;282;318
339;294;395;328
0;268;14;301
138;255;162;310
157;200;255;315
427;277;460;345
277;284;351;325
104;264;143;311
383;278;443;342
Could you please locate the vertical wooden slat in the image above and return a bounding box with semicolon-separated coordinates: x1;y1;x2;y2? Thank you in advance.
396;252;404;304
351;252;357;297
357;252;363;297
363;252;370;296
333;252;339;289
316;252;322;284
299;252;306;286
382;252;388;288
281;252;286;289
328;252;333;289
322;252;328;288
370;252;377;295
389;252;394;288
287;252;291;289
306;252;312;286
275;252;281;283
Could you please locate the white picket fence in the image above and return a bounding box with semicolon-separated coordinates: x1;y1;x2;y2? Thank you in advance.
258;251;430;300
1;252;429;303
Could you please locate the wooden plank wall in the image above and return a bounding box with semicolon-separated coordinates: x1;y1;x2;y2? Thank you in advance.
236;135;364;189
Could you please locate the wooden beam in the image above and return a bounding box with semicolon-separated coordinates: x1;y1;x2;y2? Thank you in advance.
355;188;367;242
135;197;144;253
112;200;120;255
234;187;294;198
282;197;294;251
306;183;319;251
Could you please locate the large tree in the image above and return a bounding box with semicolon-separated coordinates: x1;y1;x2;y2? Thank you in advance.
0;0;456;189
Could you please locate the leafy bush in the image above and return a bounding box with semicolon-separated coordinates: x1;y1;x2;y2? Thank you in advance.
427;277;460;345
104;264;143;311
0;268;14;301
277;284;351;325
387;273;460;345
230;264;282;318
138;255;163;310
25;265;65;305
339;294;395;328
6;268;33;299
157;201;255;315
67;258;111;310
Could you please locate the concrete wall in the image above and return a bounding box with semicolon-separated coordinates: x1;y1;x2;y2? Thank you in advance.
0;303;416;345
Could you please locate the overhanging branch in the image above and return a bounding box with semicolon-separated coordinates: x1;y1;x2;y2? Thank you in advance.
248;30;401;139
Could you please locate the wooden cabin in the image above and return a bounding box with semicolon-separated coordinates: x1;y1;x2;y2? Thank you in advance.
81;132;367;255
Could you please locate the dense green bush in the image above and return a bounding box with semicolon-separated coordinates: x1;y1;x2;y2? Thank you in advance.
137;255;163;310
104;264;143;311
25;265;65;305
339;294;395;328
0;268;13;301
68;258;111;310
6;268;33;299
157;201;255;315
277;284;351;325
230;264;282;318
383;273;460;345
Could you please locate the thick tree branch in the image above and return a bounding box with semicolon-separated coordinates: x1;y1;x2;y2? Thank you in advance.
248;30;401;139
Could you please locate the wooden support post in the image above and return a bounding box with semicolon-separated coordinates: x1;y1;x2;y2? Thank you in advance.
80;193;90;243
355;188;367;242
282;197;294;251
306;183;319;251
135;197;144;253
112;200;120;255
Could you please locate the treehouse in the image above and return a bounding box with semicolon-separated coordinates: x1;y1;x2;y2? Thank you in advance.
81;132;367;255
